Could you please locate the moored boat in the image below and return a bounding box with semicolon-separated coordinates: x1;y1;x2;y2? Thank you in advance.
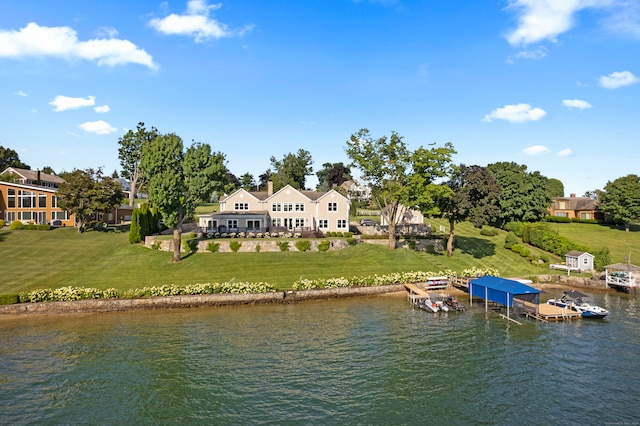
547;290;609;319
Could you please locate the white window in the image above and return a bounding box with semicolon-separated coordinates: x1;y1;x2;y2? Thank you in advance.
283;203;293;212
227;219;238;229
295;203;305;212
337;219;347;229
18;190;35;208
51;211;70;221
272;203;282;212
234;203;249;210
51;195;59;208
318;219;328;229
328;202;337;212
18;211;33;221
295;218;305;227
6;212;16;223
272;218;281;227
7;189;15;208
38;194;47;208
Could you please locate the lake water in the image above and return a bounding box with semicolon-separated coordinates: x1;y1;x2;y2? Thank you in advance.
1;290;639;425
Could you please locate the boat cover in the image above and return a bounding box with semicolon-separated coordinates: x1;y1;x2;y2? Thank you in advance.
469;276;541;307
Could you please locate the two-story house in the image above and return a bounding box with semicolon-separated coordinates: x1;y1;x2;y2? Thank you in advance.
548;194;604;220
198;182;351;234
0;167;74;226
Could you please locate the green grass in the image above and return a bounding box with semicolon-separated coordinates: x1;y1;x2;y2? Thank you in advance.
545;222;639;264
3;220;629;295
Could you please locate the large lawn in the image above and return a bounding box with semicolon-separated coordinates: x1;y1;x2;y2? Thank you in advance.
545;222;640;264
0;222;557;294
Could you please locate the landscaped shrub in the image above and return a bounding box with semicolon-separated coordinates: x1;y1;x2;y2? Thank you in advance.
503;221;524;237
255;244;261;252
9;221;23;230
295;240;311;252
207;242;220;252
593;247;611;271
346;237;357;246
504;231;518;249
572;218;600;224
229;240;242;252
344;232;353;237
545;215;571;223
182;239;193;253
277;241;289;251
407;238;417;250
480;228;497;236
129;209;142;244
151;241;161;250
0;219;5;228
510;244;530;257
318;240;330;251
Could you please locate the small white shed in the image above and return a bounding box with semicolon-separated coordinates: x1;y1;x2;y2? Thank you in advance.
565;251;594;272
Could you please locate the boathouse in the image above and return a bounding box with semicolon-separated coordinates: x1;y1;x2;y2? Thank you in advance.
469;276;540;307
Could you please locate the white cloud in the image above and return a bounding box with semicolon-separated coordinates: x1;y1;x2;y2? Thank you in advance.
562;99;593;109
148;0;253;42
515;47;547;60
523;145;551;155
482;103;547;123
50;95;96;112
94;105;110;113
79;120;117;135
505;0;613;46
0;22;157;69
599;70;640;89
558;148;573;157
15;90;27;97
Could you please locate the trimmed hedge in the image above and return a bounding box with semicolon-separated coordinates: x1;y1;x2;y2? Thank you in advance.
0;294;19;305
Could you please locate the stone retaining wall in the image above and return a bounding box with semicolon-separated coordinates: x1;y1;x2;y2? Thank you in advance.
144;236;352;253
0;285;406;317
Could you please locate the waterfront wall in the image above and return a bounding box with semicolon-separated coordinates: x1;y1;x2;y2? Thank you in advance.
0;285;406;317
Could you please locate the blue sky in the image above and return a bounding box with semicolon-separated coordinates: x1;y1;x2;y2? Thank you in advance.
1;0;638;195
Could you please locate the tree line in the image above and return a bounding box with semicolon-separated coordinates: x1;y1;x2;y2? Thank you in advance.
3;124;640;261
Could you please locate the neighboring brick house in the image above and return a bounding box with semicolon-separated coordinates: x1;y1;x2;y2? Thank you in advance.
198;182;351;234
548;194;604;220
0;167;74;226
0;167;132;227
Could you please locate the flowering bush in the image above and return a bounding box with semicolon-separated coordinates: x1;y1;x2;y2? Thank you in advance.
19;286;121;303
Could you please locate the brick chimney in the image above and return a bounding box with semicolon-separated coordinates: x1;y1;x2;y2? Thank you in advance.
570;193;576;198
267;181;273;196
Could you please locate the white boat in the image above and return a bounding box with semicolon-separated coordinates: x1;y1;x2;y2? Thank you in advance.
414;294;440;312
547;290;609;319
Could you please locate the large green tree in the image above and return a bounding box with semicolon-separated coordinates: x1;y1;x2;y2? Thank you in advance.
547;178;564;198
57;168;124;233
598;174;640;232
487;161;551;226
437;165;501;256
141;134;228;262
316;162;352;191
239;172;256;191
0;145;29;171
269;149;313;190
346;129;456;249
118;122;159;206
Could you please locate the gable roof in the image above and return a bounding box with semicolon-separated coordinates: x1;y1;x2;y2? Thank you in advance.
566;250;593;258
1;167;65;185
552;196;599;211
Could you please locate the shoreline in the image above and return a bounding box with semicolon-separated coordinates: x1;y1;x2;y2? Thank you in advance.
0;277;619;319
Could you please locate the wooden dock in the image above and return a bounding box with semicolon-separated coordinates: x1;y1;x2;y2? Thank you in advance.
404;283;431;304
514;298;582;322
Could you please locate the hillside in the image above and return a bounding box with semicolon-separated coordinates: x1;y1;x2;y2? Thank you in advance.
1;220;621;295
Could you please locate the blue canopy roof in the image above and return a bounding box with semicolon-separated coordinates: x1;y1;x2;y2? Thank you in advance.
469;276;540;307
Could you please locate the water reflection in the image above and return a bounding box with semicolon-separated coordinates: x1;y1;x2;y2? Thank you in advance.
1;292;639;425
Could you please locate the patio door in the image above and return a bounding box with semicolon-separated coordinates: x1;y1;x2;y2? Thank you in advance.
284;218;293;230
